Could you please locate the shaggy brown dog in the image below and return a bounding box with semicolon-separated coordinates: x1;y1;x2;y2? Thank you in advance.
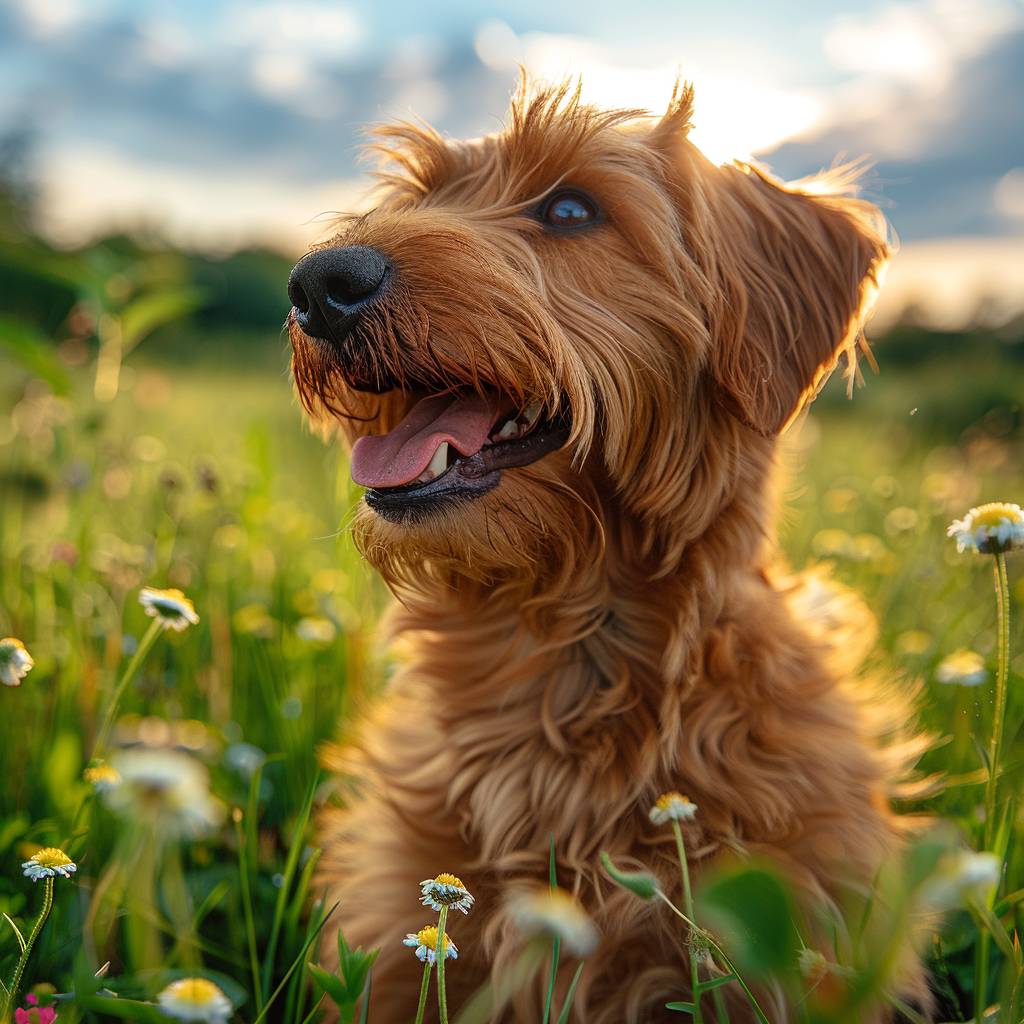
287;78;919;1022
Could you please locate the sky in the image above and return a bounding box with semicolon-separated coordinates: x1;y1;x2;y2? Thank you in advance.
3;0;1024;326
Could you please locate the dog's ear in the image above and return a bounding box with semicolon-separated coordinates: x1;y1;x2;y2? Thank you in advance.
707;164;888;435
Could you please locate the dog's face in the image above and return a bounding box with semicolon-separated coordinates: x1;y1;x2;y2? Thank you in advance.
288;81;887;584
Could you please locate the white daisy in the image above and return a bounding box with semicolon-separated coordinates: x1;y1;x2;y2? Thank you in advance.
22;847;77;882
649;791;698;826
105;747;225;839
947;503;1024;555
507;886;598;957
403;924;458;965
420;873;475;914
156;977;232;1022
139;587;199;632
923;850;1001;911
935;650;987;687
0;637;34;687
294;617;337;644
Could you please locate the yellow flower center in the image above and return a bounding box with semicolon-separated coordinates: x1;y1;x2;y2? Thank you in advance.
167;978;223;1006
416;925;451;952
30;847;73;869
85;764;121;785
655;791;690;811
433;872;465;889
970;503;1024;528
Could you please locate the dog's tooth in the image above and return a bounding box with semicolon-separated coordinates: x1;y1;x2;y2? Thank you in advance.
522;400;543;426
497;419;519;440
426;442;449;478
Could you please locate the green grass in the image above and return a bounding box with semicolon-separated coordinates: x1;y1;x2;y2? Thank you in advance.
0;320;1023;1021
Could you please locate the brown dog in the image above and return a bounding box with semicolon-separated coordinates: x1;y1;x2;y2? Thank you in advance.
287;78;917;1022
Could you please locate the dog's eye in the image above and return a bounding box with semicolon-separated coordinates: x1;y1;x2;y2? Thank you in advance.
540;190;600;230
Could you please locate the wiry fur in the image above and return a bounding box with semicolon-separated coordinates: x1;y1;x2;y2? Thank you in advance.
289;78;923;1022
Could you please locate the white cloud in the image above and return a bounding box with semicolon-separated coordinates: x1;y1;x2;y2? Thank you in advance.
993;168;1024;224
35;143;367;254
222;2;363;62
474;20;521;72
13;0;84;38
386;79;449;123
824;0;1018;90
136;16;194;70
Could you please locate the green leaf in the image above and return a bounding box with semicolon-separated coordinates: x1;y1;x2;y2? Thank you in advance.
0;316;71;393
119;286;206;350
336;931;379;1001
544;833;561;1024
262;774;319;999
3;912;26;953
697;865;799;977
191;879;230;928
358;971;373;1024
307;962;350;1008
666;1001;696;1013
600;851;659;900
555;962;585;1024
73;995;170;1021
696;974;738;993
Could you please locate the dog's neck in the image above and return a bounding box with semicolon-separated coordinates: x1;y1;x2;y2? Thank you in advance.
384;426;779;731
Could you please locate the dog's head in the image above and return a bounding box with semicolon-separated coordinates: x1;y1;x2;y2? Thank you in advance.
288;79;887;585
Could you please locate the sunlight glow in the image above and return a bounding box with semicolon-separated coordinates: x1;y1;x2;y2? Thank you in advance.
479;27;824;164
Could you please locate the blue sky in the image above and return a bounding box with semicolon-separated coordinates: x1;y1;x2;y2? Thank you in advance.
3;0;1024;324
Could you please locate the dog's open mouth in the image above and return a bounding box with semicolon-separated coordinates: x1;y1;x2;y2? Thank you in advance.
352;391;571;522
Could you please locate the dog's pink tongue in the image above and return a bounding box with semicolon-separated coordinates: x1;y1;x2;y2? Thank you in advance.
351;393;502;488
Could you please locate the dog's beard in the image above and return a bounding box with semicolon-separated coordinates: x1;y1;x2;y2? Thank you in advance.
349;444;602;590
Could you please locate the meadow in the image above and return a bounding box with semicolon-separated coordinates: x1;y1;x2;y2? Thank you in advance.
1;210;1024;1022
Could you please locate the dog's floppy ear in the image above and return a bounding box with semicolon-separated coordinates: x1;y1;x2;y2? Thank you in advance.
708;164;889;435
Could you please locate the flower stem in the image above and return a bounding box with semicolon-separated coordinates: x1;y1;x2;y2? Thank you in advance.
976;552;1012;1023
672;820;704;1024
413;962;431;1024
436;905;450;1024
5;876;54;1017
983;552;1011;851
655;892;771;1024
93;618;163;756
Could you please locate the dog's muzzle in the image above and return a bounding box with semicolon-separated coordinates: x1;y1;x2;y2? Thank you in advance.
287;245;391;343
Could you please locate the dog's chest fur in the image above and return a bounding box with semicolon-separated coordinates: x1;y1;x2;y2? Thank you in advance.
317;550;908;1021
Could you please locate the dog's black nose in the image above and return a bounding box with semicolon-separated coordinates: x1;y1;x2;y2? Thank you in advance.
288;245;390;341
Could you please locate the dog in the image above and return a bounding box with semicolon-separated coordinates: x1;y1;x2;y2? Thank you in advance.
287;77;920;1022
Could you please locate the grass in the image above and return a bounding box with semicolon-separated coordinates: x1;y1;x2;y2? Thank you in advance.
0;317;1023;1021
